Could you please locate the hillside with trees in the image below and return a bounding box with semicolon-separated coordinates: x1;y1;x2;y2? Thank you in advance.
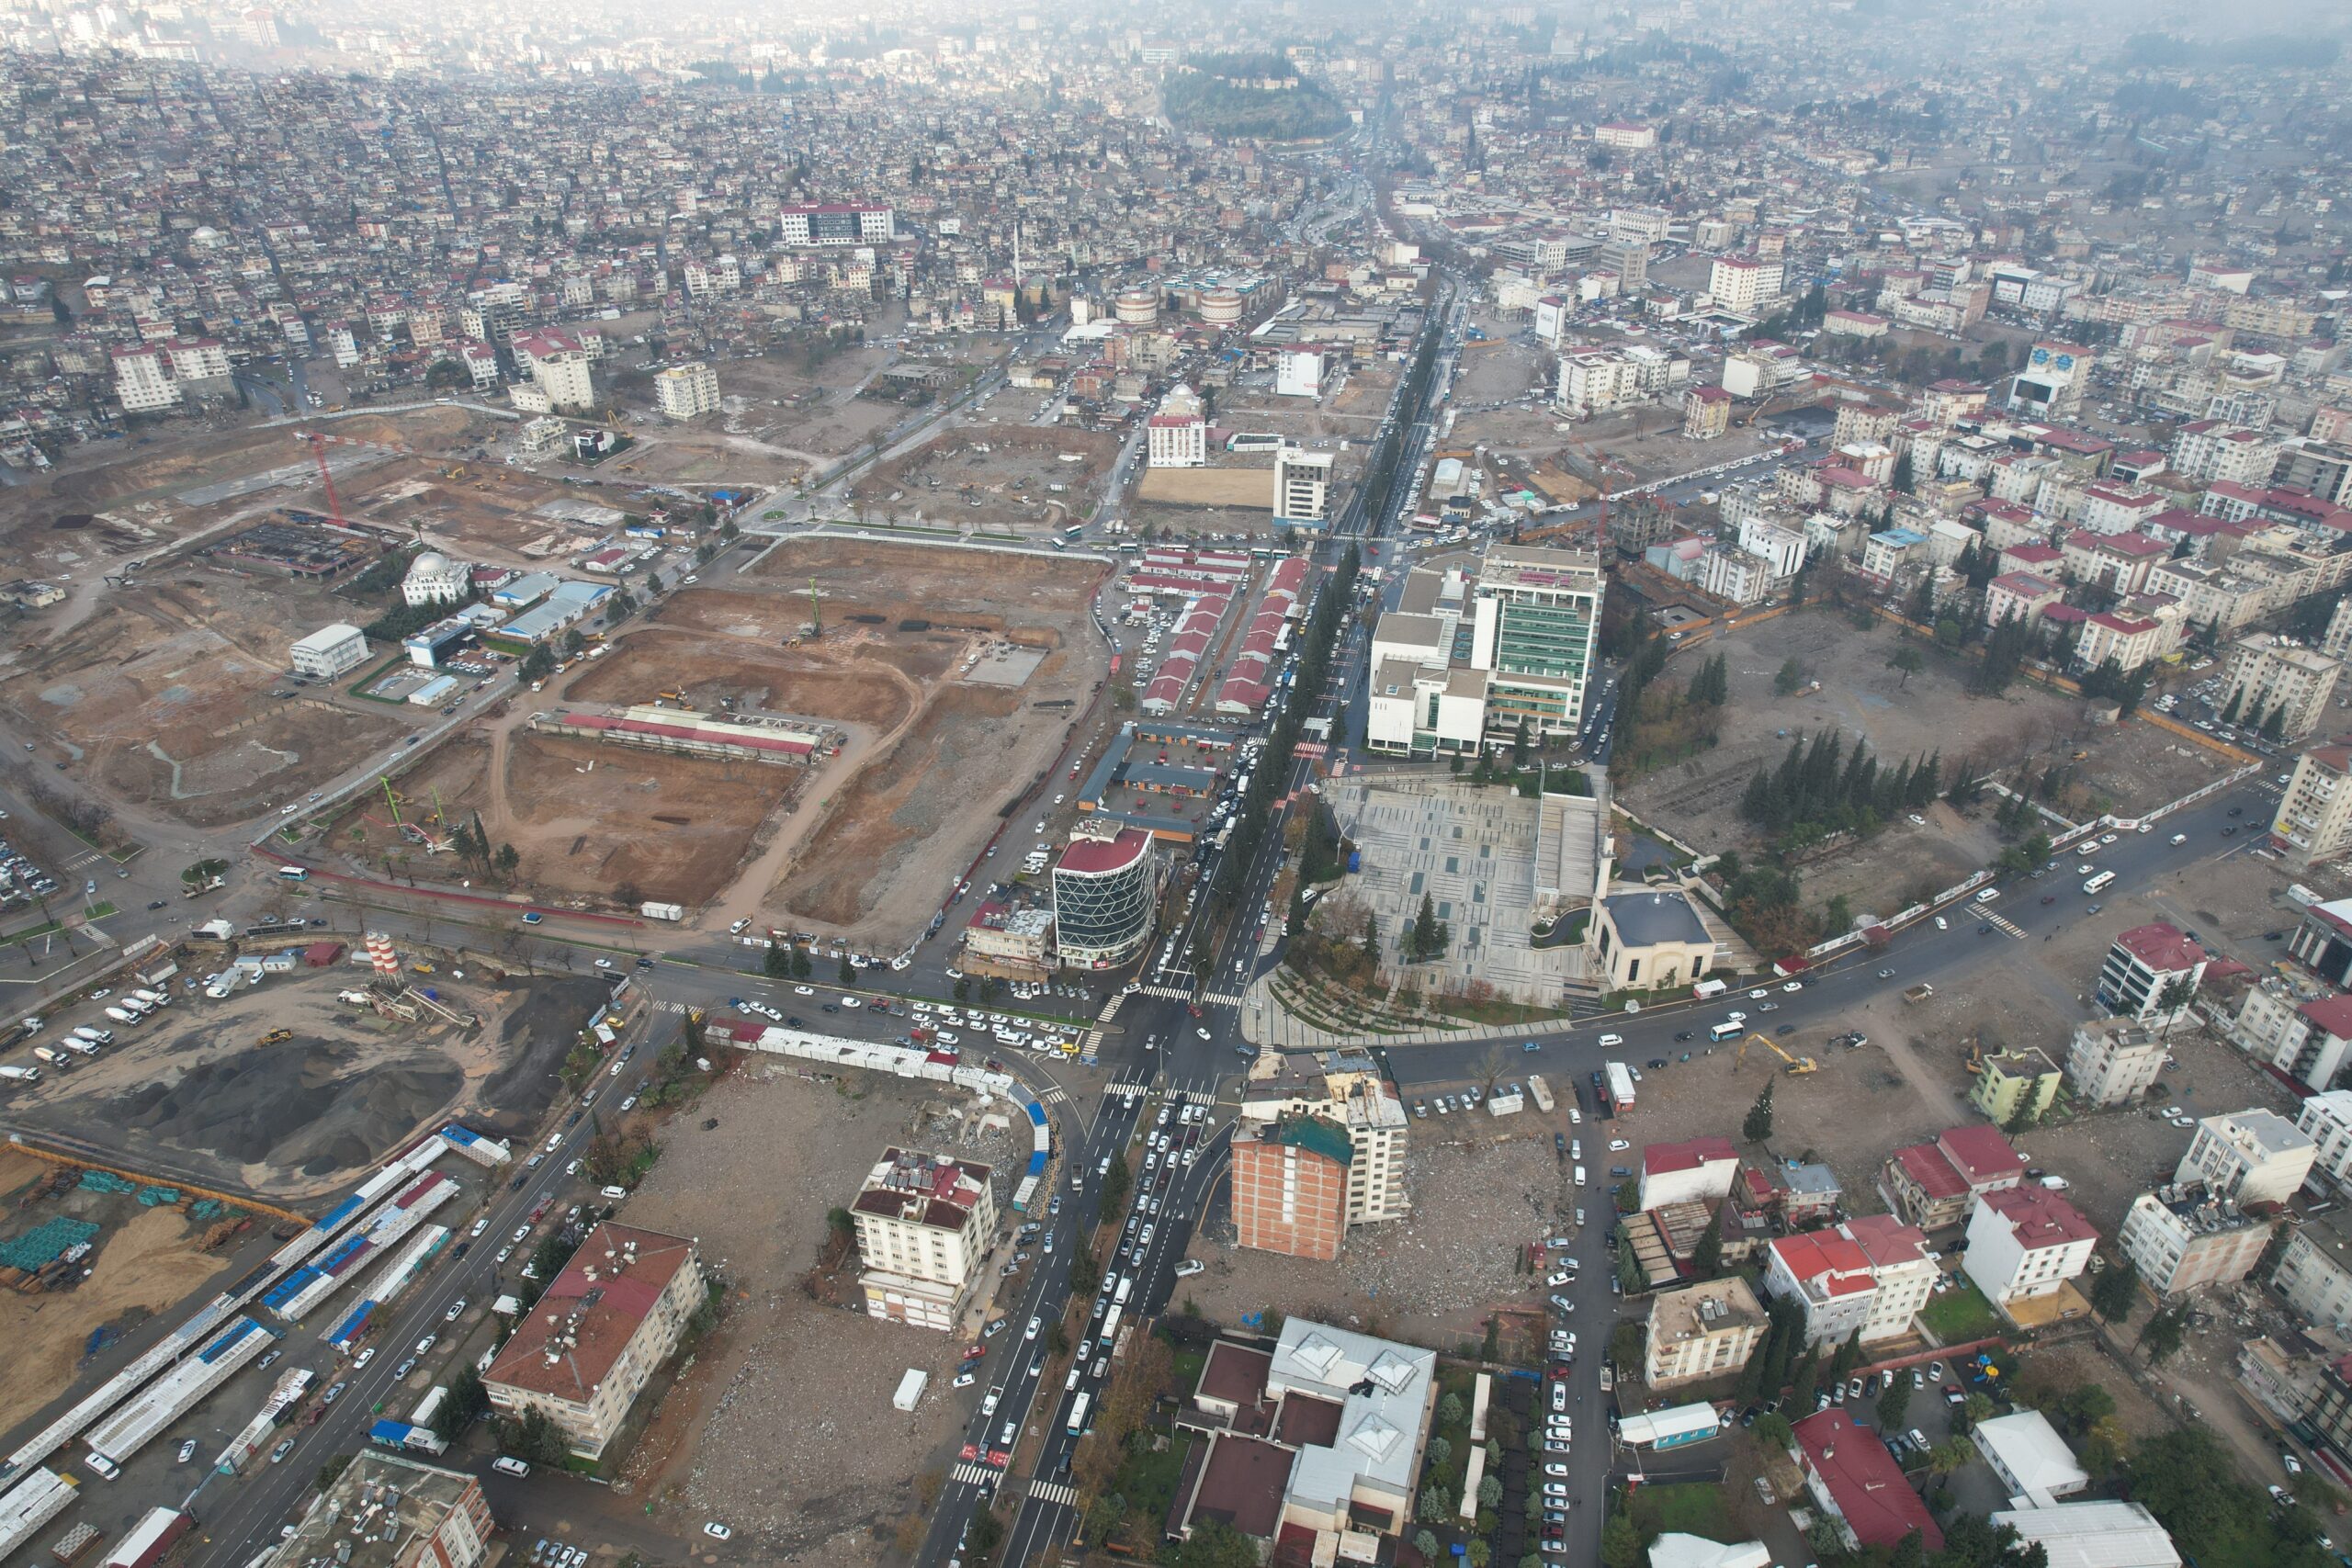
1163;52;1351;141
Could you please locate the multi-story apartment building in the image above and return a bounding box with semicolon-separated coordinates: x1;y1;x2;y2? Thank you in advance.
2117;1182;2273;1295
110;344;180;412
1238;1054;1410;1228
2272;1205;2352;1332
2271;741;2352;868
2097;923;2209;1021
1708;254;1784;315
1468;545;1604;748
1644;1278;1768;1388
1638;1136;1741;1212
1879;1125;2027;1230
1230;1115;1354;1260
2171;420;2280;488
2298;1089;2352;1197
2229;979;2352;1093
850;1148;999;1331
778;202;894;245
653;361;720;421
1274;446;1332;527
510;328;595;412
1557;348;1642;413
2176;1109;2317;1206
1962;1186;2098;1306
1968;1048;2063;1125
2221;634;2342;739
277;1453;493;1568
2064;1018;2165;1109
1760;1215;1937;1346
483;1224;704;1459
1147;384;1207;467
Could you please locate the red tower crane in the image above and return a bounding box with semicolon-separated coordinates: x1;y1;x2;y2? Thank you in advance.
291;428;429;528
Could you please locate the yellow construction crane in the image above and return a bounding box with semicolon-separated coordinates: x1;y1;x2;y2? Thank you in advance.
1736;1032;1819;1075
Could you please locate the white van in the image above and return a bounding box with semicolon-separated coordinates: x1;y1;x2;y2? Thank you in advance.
1973;886;1999;904
1574;1164;1588;1187
1114;1276;1134;1306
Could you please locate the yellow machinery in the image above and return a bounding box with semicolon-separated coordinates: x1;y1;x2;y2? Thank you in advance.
1736;1032;1819;1075
259;1028;293;1045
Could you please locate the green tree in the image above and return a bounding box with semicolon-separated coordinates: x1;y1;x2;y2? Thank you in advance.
790;945;811;979
495;1406;573;1467
437;1365;490;1440
2139;1303;2189;1364
1743;1084;1775;1143
966;1507;1005;1568
2088;1258;2140;1325
1889;646;1926;688
1440;1391;1466;1426
1413;1531;1441;1562
1754;1412;1792;1450
1479;1472;1504;1509
839;953;854;985
1774;657;1808;696
1958;1391;1996;1434
1876;1371;1914;1428
1098;1155;1131;1213
763;944;792;978
1466;1543;1491;1568
1601;1508;1644;1568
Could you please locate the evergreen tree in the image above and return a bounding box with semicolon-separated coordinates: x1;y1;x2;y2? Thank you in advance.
1743;1084;1775;1142
2218;687;2244;725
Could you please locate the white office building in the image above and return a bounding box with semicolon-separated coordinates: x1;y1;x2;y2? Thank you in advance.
289;623;369;680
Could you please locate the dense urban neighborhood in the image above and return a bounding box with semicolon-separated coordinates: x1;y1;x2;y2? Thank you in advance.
2;3;2352;1568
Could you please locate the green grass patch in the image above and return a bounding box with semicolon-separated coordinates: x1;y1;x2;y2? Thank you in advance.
1628;1483;1734;1543
1110;1429;1193;1523
1918;1278;2001;1342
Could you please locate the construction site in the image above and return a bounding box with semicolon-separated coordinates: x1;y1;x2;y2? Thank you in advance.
4;944;611;1201
0;1143;254;1422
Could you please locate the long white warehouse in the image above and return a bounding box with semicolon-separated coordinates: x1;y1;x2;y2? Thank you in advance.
0;1469;79;1562
85;1318;274;1469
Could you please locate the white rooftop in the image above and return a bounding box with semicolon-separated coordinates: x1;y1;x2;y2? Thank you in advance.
1647;1537;1771;1568
1987;1502;2180;1568
1973;1409;2091;1508
1266;1318;1436;1512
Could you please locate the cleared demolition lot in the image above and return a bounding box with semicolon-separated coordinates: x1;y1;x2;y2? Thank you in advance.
739;537;1110;942
616;1061;1034;1562
7;965;611;1198
848;423;1122;533
0;568;406;828
1623;609;2233;919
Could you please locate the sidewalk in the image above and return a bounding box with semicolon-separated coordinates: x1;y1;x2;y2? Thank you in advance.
1239;968;1550;1052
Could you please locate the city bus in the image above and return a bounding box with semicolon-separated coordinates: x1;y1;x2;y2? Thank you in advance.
1099;1304;1123;1353
1708;1021;1744;1043
1067;1393;1092;1436
2082;871;2116;896
1060;525;1084;543
277;865;310;881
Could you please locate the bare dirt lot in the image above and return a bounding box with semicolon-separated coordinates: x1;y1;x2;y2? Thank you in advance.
0;570;406;827
848;423;1121;533
1134;467;1278;509
8;967;610;1198
1623;609;2233;919
618;1061;1034;1563
327;725;797;914
0;1182;233;1419
741;538;1112;942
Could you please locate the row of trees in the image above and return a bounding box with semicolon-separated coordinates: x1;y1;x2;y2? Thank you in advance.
1738;728;1945;847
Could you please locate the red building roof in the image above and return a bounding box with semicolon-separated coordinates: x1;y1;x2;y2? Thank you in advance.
1938;1125;2026;1189
1770;1231;1874;1295
1645;1136;1739;1178
1058;829;1151;876
2113;922;2205;974
1794;1410;1944;1551
1979;1184;2098;1250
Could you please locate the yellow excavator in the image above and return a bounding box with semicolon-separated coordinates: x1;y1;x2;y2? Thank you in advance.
1736;1032;1819;1075
259;1028;293;1045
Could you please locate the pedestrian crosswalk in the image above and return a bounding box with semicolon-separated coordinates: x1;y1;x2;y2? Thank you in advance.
1171;1087;1217;1107
1985;913;2026;940
1025;1480;1080;1507
952;1461;1000;1487
1135;984;1245;1007
1093;995;1125;1023
653;999;695;1014
61;850;107;872
1038;1085;1069;1105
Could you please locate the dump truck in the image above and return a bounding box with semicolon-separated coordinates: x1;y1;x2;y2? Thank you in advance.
1903;983;1935;1005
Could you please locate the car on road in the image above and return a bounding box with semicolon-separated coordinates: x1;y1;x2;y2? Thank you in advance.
1596;1032;1623;1047
353;1348;375;1369
1608;1138;1630;1151
1024;1315;1041;1340
592;957;615;970
1196;1026;1211;1040
271;1437;298;1464
322;1382;346;1404
703;1524;731;1540
522;911;543;924
177;1439;198;1463
1876;967;1896;979
394;1358;416;1379
446;1298;468;1321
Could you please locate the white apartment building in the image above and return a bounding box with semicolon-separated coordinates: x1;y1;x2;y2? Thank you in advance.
110;345;180;412
1760;1214;1937;1346
2116;1183;2273;1294
2175;1109;2317;1206
1708;254;1784;315
1644;1278;1768;1389
2271;741;2352;869
1963;1186;2098;1305
1238;1055;1409;1226
1147;384;1207;467
653;361;721;421
2273;1207;2352;1332
1275;446;1333;526
2229;980;2352;1093
511;329;596;412
1699;544;1775;604
2097;923;2209;1021
2170;421;2280;488
1557;349;1642;414
777;202;895;245
289;623;368;680
2064;1018;2165;1109
2297;1089;2352;1197
2222;633;2342;740
851;1147;999;1331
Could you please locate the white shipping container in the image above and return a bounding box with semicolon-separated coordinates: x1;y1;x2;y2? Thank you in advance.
891;1370;928;1412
